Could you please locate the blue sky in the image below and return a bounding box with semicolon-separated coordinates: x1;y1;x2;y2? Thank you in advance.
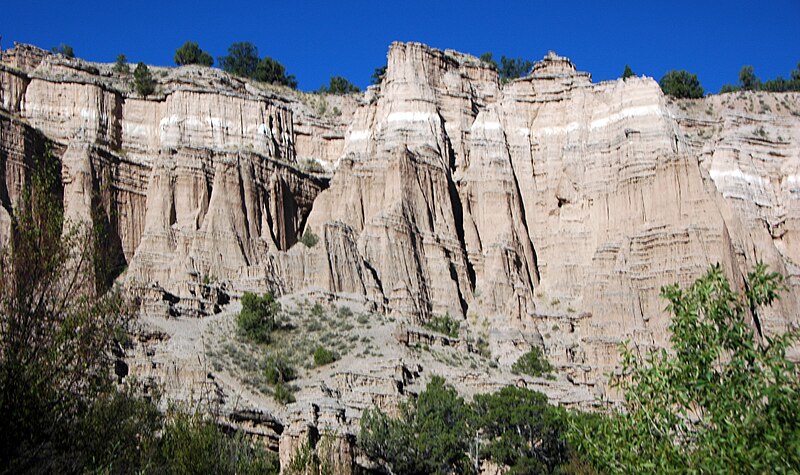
4;0;799;93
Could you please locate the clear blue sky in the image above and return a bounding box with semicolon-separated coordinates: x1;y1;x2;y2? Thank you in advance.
4;0;799;93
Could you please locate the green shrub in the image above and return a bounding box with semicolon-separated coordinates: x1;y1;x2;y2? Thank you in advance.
175;41;214;66
479;52;533;82
161;411;279;474
319;75;360;94
423;312;461;338
300;228;319;248
512;347;553;377
51;43;74;58
272;383;296;405
313;346;336;366
738;65;760;91
659;70;704;98
217;42;297;88
254;56;298;88
310;302;325;317
264;354;295;385
371;65;387;85
237;292;280;344
133;62;155;97
114;54;130;74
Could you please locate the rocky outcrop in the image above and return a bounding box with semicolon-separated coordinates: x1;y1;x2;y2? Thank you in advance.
1;42;799;405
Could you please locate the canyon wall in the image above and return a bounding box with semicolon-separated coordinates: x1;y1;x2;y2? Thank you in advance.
1;42;798;394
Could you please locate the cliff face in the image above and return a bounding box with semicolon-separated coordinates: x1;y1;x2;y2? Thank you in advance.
1;42;799;392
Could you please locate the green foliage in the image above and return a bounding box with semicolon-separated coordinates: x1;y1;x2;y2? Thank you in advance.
622;64;635;79
272;382;296;405
74;388;164;472
422;312;461;338
479;52;498;69
319;75;360;94
300;227;319;248
500;56;534;82
738;65;760;91
161;411;279;475
133;62;155;97
0;143;137;472
359;376;472;474
114;54;130;74
254;56;298;88
263;353;297;404
371;65;387;85
722;63;800;93
218;42;297;88
284;439;334;475
472;386;568;474
512;347;553;378
219;42;260;78
313;346;336;366
174;41;214;67
237;291;281;344
0;143;279;474
360;377;576;474
570;263;800;473
480;52;533;82
264;354;296;385
659;70;704;98
51;43;74;58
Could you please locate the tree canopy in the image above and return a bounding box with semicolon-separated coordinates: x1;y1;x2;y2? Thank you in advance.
218;42;259;78
569;263;800;473
174;41;214;67
371;65;387;85
622;64;635;79
659;70;705;98
738;65;760;91
479;52;533;82
254;56;298;88
720;63;800;93
51;43;74;58
133;62;155;96
237;292;281;344
218;42;296;88
319;75;360;94
359;376;573;474
114;54;129;74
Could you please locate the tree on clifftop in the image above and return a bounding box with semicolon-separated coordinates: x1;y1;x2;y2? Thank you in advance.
319;75;360;94
219;42;297;88
51;43;74;58
254;56;298;88
659;70;704;98
114;54;130;74
371;65;387;85
218;42;260;78
174;41;213;67
738;65;760;91
622;64;635;79
133;62;155;96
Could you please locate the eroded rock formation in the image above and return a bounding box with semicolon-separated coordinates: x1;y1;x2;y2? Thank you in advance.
2;42;799;447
